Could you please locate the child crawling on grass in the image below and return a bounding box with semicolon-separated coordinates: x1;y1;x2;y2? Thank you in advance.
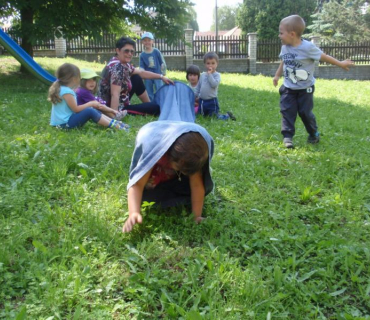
122;82;214;233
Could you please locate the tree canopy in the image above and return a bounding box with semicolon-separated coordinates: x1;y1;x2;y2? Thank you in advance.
307;0;370;41
211;5;240;32
0;0;193;56
236;0;317;39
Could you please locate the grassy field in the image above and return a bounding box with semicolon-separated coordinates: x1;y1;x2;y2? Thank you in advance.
1;56;370;320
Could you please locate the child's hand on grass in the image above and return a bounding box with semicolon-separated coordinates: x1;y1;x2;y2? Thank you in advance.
194;216;205;224
122;212;143;233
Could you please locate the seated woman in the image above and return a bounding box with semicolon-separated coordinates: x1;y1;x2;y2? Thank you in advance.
99;36;173;116
122;82;214;233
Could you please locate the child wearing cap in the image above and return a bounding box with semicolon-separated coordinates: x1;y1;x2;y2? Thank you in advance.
76;68;127;121
139;32;167;101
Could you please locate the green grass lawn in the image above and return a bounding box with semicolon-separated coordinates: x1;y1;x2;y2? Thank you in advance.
1;56;370;320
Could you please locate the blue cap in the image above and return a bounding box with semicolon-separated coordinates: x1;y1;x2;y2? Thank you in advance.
141;32;154;40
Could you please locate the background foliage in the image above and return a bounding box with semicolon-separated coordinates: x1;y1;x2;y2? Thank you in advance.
0;0;193;56
211;5;240;32
236;0;317;39
307;0;370;41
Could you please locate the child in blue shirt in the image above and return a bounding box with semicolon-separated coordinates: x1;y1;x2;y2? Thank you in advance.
139;32;167;101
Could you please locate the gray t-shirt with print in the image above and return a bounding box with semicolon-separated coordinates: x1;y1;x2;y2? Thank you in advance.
279;39;323;90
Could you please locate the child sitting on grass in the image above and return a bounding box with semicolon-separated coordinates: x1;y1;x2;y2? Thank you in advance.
186;64;200;114
194;52;236;121
49;63;129;130
76;68;127;121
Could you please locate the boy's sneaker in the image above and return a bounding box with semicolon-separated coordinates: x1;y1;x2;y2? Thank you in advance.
114;110;128;121
226;111;236;121
307;132;320;144
283;137;294;149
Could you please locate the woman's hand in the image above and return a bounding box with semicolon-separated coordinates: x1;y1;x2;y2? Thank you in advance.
122;212;143;233
162;76;174;85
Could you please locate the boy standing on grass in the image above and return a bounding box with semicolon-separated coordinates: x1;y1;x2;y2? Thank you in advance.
273;15;354;148
139;32;167;101
195;52;236;120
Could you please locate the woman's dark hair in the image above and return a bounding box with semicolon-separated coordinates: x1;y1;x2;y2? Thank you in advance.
186;65;200;81
167;132;209;176
116;37;136;50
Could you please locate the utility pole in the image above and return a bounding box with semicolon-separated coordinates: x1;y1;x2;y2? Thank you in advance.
215;0;218;54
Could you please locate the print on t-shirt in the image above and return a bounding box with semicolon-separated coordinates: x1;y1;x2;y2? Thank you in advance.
282;52;310;84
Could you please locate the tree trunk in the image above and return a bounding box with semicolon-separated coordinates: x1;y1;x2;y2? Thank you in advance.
20;7;34;73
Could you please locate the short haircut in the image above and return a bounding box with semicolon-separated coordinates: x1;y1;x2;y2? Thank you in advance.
116;37;136;50
167;132;209;176
280;15;306;37
186;65;200;80
203;52;219;63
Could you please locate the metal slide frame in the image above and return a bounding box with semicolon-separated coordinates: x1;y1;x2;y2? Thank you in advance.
0;28;56;85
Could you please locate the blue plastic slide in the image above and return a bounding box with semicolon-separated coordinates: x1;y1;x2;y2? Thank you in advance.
0;28;56;85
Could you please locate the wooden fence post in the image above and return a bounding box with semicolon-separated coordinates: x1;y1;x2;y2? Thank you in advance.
310;36;321;77
185;29;193;70
248;32;257;74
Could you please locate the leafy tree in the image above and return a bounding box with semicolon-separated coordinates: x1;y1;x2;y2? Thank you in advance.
0;0;193;57
187;6;199;32
307;0;370;41
365;5;370;29
236;0;317;39
211;5;240;32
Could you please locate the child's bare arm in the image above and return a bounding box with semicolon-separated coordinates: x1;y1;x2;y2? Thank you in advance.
64;94;102;113
320;53;354;71
273;61;284;87
122;169;153;233
189;171;205;223
93;103;116;114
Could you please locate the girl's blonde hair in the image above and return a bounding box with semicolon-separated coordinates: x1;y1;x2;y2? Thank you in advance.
48;63;80;104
